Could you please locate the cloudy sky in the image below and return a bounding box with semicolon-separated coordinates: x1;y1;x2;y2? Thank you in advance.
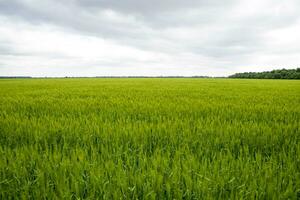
0;0;299;77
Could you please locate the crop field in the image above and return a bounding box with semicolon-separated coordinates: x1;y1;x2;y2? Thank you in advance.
0;78;299;199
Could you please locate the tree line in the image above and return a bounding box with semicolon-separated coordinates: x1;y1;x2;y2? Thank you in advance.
229;68;300;79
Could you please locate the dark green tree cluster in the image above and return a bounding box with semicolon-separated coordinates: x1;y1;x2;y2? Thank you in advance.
229;68;300;79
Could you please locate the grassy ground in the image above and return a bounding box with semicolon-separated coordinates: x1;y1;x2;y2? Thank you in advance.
0;78;299;199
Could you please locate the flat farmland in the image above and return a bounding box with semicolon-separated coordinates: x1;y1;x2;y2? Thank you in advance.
0;78;299;199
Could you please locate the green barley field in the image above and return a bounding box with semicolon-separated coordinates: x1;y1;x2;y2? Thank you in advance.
0;78;299;199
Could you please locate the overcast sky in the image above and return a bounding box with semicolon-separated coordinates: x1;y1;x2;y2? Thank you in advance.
0;0;299;77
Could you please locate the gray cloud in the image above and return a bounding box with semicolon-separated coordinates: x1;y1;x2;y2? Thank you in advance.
0;0;299;76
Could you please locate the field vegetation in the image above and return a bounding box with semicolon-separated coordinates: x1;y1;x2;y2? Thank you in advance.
0;78;299;199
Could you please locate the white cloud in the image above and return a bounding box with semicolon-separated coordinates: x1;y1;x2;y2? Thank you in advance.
0;0;299;76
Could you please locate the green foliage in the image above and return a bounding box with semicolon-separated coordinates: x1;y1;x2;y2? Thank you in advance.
0;78;299;199
229;68;300;79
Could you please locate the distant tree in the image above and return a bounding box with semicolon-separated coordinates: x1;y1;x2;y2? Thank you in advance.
229;68;300;79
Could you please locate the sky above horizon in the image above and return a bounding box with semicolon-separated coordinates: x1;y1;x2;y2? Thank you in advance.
0;0;300;77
